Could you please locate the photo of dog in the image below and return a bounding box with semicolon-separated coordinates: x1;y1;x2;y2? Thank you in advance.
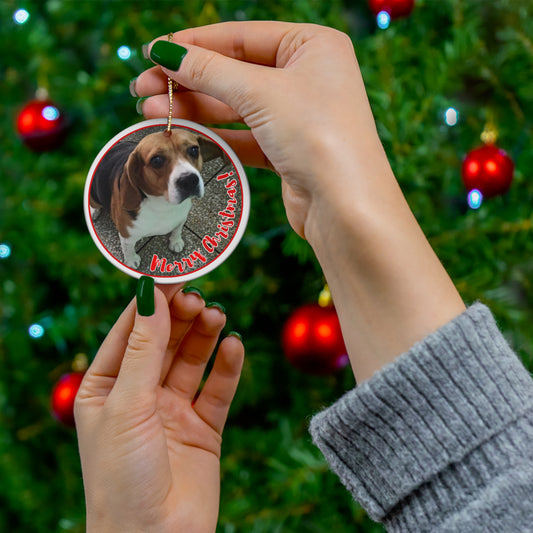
89;127;225;270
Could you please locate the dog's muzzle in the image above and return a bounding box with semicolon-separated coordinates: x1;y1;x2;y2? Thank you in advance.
175;172;204;202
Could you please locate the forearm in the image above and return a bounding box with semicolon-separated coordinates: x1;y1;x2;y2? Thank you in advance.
304;140;465;383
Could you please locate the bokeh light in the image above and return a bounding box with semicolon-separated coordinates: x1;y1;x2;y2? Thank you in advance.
117;45;132;60
28;323;45;338
14;9;30;24
0;243;11;259
444;107;459;126
42;105;60;121
467;189;483;210
377;11;391;29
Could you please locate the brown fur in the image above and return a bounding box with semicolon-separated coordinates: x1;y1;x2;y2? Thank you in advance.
109;130;215;238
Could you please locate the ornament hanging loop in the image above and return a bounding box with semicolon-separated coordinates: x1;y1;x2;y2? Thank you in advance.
164;32;177;137
481;111;498;145
318;283;332;307
72;352;89;373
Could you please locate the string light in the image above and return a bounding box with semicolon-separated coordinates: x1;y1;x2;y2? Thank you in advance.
14;9;30;24
0;243;11;259
444;107;459;126
467;189;483;210
42;105;60;121
376;11;391;29
117;46;132;60
28;324;45;339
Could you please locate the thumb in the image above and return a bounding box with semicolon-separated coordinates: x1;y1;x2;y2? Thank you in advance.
148;40;264;119
113;277;171;396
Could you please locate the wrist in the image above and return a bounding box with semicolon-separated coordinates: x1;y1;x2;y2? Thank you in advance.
85;503;145;533
303;138;397;252
301;148;465;382
87;520;145;533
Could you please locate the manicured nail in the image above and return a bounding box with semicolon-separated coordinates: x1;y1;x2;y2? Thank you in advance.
150;41;188;71
182;286;204;299
136;97;147;115
142;42;151;59
129;77;138;97
228;331;243;342
137;276;155;316
206;302;226;314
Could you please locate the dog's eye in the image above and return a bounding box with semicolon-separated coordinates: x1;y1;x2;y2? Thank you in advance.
150;155;165;169
187;145;200;159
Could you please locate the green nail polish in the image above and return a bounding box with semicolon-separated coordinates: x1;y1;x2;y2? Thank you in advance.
136;97;147;115
228;331;243;342
182;286;204;299
137;276;155;316
150;40;188;71
129;77;138;97
206;302;226;314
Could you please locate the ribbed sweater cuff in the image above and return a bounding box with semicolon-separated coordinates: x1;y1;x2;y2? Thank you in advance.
309;303;533;528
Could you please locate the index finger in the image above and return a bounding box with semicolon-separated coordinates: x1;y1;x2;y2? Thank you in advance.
135;21;296;99
155;20;296;67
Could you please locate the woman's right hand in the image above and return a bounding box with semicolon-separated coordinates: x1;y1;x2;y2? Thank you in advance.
134;21;465;383
133;21;388;239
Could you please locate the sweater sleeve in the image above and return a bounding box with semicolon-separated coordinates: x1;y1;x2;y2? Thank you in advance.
309;303;533;532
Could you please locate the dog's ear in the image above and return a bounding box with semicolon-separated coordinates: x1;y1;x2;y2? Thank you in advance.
198;136;224;162
120;150;145;210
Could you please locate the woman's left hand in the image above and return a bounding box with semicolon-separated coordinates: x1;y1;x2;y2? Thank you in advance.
75;281;244;533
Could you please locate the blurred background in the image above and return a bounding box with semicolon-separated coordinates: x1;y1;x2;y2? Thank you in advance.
2;0;533;531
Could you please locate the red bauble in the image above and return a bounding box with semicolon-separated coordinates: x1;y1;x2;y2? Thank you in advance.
282;303;348;375
368;0;415;18
51;372;84;426
16;99;67;151
462;144;514;198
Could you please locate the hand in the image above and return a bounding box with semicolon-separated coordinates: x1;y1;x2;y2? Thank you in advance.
134;21;383;239
134;22;465;383
75;282;244;533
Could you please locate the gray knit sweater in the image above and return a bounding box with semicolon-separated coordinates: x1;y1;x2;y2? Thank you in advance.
309;303;533;532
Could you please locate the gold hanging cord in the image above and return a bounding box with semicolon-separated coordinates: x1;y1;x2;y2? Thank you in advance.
164;32;178;136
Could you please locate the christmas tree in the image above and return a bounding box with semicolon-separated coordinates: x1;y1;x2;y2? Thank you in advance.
2;1;533;531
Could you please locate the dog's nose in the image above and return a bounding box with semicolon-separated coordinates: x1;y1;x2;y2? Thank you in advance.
176;172;202;199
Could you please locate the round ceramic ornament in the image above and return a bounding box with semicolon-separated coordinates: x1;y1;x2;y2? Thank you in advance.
84;118;249;283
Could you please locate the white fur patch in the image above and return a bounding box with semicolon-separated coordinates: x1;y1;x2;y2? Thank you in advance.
167;161;204;204
121;195;193;267
129;195;192;241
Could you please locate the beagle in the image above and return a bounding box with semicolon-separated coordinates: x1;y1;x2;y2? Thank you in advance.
90;129;218;268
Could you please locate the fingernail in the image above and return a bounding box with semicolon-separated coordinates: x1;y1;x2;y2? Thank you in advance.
136;97;147;115
142;42;151;59
137;276;155;316
206;302;226;314
129;77;138;97
228;331;243;342
182;286;204;299
150;41;188;71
